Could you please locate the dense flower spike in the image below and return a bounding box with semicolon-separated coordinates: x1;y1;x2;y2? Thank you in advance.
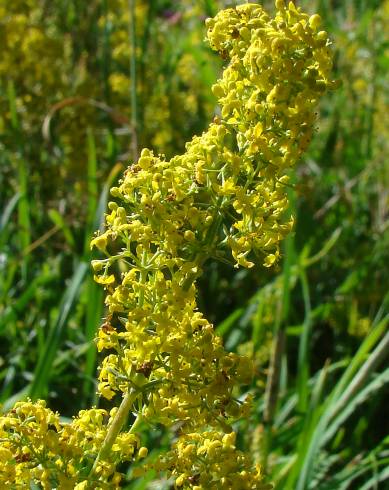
0;400;137;488
148;431;272;490
0;2;335;487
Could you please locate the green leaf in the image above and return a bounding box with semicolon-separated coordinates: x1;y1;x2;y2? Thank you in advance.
28;262;88;399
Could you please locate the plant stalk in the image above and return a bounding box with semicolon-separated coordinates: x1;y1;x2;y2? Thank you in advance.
89;389;138;478
129;0;138;161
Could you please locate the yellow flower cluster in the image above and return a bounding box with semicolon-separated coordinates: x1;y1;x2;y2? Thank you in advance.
0;400;139;488
0;1;70;133
0;2;335;487
0;0;217;177
90;0;336;486
142;430;272;490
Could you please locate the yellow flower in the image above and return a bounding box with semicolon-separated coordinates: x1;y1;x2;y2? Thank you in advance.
93;274;116;285
1;2;336;487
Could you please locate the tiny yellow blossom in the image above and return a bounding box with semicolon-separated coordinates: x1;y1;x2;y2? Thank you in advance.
0;2;336;488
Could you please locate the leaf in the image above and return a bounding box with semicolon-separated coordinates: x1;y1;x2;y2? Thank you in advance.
28;262;88;399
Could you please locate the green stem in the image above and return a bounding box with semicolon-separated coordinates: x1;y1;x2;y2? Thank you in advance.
129;0;138;161
89;389;139;478
128;413;143;434
89;248;150;481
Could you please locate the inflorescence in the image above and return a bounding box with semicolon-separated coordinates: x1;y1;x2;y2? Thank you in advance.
0;2;336;488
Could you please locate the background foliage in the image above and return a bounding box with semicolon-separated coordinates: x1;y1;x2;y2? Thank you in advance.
0;0;388;488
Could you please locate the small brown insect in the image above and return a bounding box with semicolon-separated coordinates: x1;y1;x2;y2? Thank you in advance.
166;193;176;201
16;454;31;463
220;49;229;60
101;316;115;333
136;361;153;378
188;474;200;485
124;164;141;176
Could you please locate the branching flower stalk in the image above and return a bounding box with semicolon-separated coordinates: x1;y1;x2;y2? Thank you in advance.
0;2;336;488
89;390;140;477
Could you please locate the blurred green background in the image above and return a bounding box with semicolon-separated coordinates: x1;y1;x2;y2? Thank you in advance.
0;1;388;488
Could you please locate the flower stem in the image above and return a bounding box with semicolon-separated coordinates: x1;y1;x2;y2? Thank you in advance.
89;389;138;478
128;0;138;161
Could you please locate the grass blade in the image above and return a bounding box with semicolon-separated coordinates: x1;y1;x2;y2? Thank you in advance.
296;265;312;412
7;80;31;278
216;307;244;337
295;319;388;489
29;262;88;399
82;162;123;401
323;367;389;448
0;273;53;335
0;192;20;234
82;276;103;404
48;209;75;249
